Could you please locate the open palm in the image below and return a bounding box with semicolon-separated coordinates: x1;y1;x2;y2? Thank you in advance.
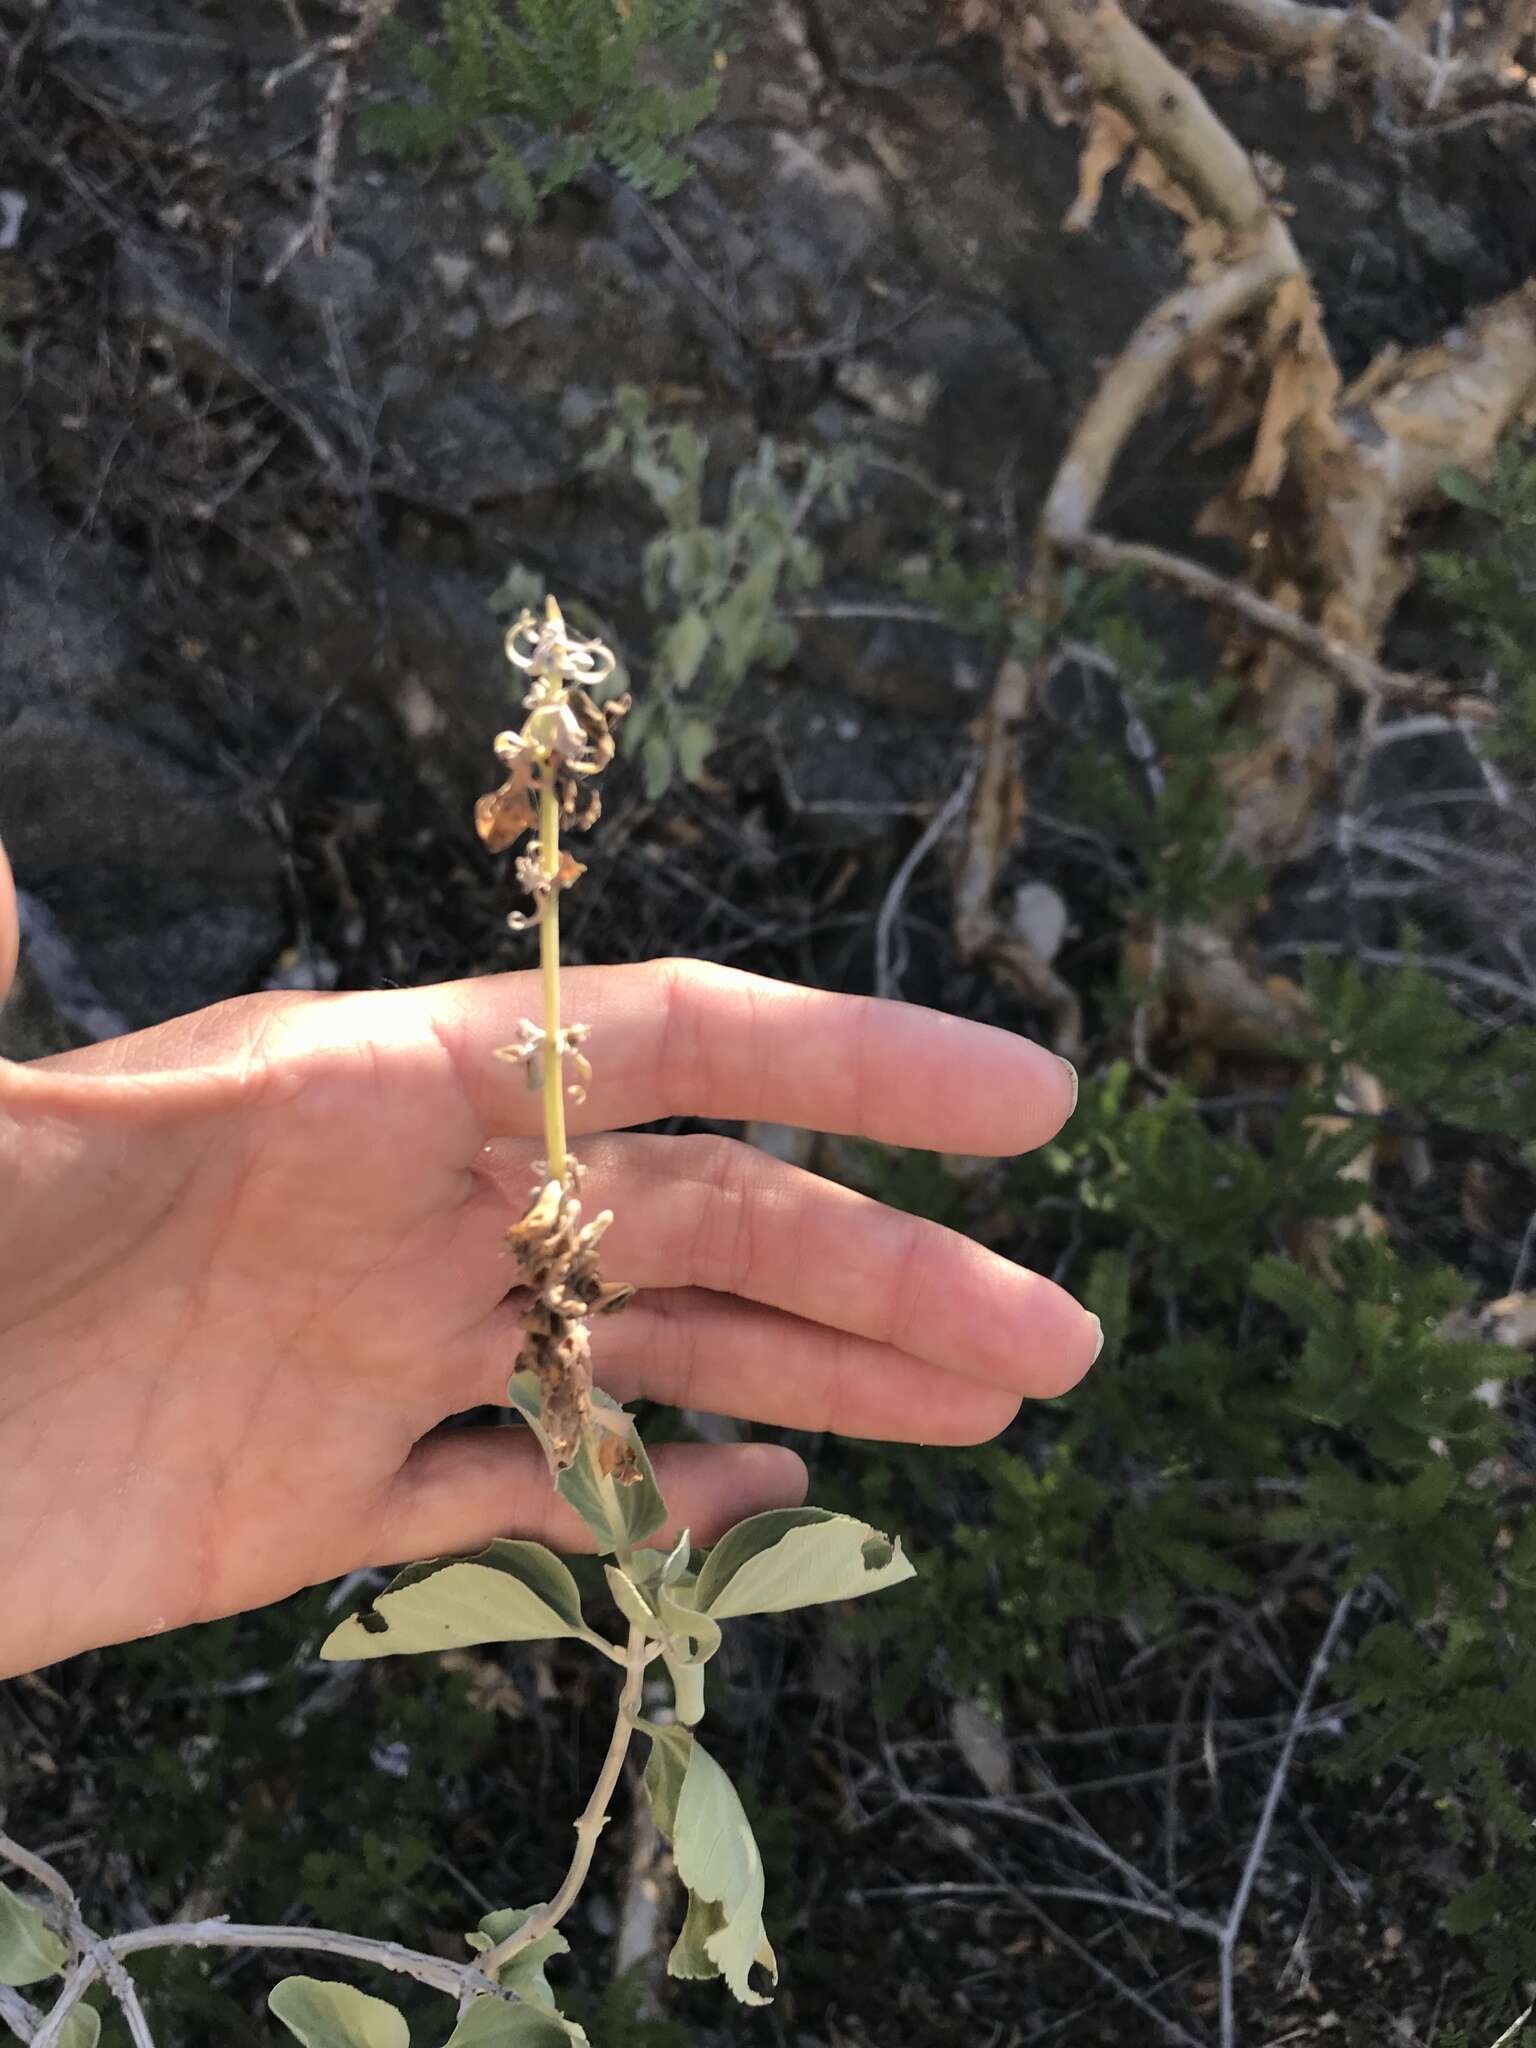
0;960;1094;1677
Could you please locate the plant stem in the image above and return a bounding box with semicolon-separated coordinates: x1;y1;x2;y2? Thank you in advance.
19;1926;514;2048
479;1621;649;1979
539;782;568;1183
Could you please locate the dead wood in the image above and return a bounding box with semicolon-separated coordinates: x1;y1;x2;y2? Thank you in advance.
953;0;1536;1069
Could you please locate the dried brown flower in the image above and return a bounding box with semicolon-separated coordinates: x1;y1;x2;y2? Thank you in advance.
506;1181;636;1471
477;599;635;1478
494;1019;594;1102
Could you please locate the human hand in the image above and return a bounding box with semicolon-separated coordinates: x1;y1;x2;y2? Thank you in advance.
0;959;1095;1676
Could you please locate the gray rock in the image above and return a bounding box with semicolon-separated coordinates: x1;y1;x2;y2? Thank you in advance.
260;224;386;338
431;251;476;296
0;506;284;1032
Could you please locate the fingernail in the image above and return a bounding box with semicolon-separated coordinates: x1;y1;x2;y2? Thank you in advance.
1057;1055;1079;1115
1089;1314;1104;1364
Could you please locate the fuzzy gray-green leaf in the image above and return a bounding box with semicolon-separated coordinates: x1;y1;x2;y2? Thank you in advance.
693;1508;915;1620
604;1566;659;1637
320;1539;599;1661
466;1907;568;2007
0;1882;67;1987
267;1977;410;2048
643;1729;777;2005
676;715;715;781
443;1994;587;2046
59;2006;102;2048
506;1374;667;1555
663;1648;707;1725
659;611;711;692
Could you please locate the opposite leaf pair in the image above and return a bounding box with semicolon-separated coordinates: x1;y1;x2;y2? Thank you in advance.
318;1505;913;2007
269;1962;577;2048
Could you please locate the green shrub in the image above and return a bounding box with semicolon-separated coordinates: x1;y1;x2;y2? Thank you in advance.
581;389;858;794
1429;443;1536;757
364;0;725;216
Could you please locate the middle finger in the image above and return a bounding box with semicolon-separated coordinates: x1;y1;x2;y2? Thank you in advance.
446;1131;1099;1396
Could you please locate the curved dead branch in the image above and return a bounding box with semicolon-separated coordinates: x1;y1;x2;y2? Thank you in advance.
1029;0;1274;230
1041;222;1303;546
954;0;1536;1061
954;0;1322;1048
1160;0;1530;112
1061;533;1493;718
1232;280;1536;870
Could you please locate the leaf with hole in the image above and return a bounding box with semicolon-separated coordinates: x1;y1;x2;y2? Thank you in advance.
693;1508;914;1620
320;1540;603;1661
643;1728;777;2005
268;1977;410;2048
0;1881;67;1987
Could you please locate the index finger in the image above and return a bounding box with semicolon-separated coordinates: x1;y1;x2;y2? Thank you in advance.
420;957;1077;1156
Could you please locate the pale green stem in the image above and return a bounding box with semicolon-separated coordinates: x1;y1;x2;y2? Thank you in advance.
478;1621;649;1979
538;781;568;1184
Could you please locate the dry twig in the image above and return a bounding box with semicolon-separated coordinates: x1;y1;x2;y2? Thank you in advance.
1216;1591;1354;2048
1062;532;1491;717
263;0;400;285
1160;0;1530;111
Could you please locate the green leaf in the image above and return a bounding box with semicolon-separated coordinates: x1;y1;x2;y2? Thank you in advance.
643;1723;693;1841
663;1652;706;1726
466;1907;569;2008
444;1997;587;2046
641;730;675;799
607;1572;718;1724
268;1977;410;2048
675;716;715;782
59;2007;102;2048
659;611;712;692
604;1565;658;1635
0;1881;68;1986
693;1508;915;1619
1083;1250;1131;1367
320;1540;601;1661
457;1911;590;2043
656;1584;721;1664
506;1374;668;1555
627;1527;693;1593
643;1730;777;2005
1440;465;1492;511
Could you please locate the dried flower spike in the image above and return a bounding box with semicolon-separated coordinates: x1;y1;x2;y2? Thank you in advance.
477;597;634;1474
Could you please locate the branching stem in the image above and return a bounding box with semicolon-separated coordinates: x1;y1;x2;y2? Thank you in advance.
479;1621;650;1978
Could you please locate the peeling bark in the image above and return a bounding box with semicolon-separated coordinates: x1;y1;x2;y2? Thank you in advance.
1231;282;1536;871
1155;0;1529;113
954;0;1536;1060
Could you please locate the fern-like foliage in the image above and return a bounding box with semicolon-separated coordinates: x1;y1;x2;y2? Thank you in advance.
363;0;724;216
1427;439;1536;757
1302;946;1536;1142
841;1048;1535;1999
